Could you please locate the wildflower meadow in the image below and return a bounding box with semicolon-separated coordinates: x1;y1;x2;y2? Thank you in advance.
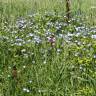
0;0;96;96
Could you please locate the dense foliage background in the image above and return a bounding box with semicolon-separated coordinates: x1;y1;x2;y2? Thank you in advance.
0;0;96;96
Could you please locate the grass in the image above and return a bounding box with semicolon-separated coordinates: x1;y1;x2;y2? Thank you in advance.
0;0;96;25
0;0;96;96
0;0;96;16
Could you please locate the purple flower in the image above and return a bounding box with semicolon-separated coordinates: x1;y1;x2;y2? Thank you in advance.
48;35;56;46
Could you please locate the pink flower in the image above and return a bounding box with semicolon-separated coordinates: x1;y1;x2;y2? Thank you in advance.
48;34;56;46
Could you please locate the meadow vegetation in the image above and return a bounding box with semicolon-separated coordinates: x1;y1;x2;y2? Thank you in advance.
0;0;96;96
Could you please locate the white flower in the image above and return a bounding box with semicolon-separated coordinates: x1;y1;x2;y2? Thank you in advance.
75;27;81;31
23;88;30;93
24;54;28;58
15;42;22;46
26;89;30;93
58;34;64;38
34;36;42;44
21;49;26;53
8;75;11;78
91;35;96;39
8;66;11;69
93;55;96;58
23;66;26;68
75;33;81;37
28;33;34;37
16;38;23;42
29;80;32;83
57;49;61;52
32;61;35;64
43;61;46;64
23;88;27;91
67;33;74;37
